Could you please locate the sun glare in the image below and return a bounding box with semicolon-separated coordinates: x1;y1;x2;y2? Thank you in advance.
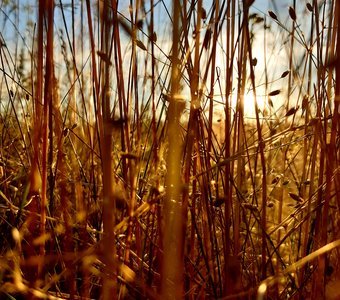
229;92;267;119
243;92;266;118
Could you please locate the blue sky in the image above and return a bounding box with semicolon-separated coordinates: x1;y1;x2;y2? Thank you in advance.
0;1;327;119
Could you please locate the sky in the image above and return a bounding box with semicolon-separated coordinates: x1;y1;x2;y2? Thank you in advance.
0;1;328;120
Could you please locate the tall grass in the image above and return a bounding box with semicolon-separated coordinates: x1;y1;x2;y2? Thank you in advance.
0;0;340;299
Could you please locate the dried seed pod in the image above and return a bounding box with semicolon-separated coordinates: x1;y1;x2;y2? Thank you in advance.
150;32;157;43
201;7;207;20
135;39;147;51
203;28;212;50
289;192;303;202
243;203;258;212
285;106;298;117
268;98;273;108
97;51;112;64
267;201;274;208
288;6;297;21
136;19;143;29
63;128;69;137
120;152;139;160
306;3;313;12
302;95;309;111
268;10;278;21
268;90;280;96
271;176;280;184
281;70;290;78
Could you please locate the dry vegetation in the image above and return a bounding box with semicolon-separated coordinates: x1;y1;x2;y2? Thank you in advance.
0;0;340;299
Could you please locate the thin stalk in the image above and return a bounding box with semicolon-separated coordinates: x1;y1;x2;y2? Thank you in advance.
101;1;116;298
223;0;235;296
38;0;54;279
244;3;267;279
207;1;219;155
161;0;185;298
287;0;296;109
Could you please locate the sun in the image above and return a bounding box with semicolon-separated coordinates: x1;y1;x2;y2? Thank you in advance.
242;92;266;119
